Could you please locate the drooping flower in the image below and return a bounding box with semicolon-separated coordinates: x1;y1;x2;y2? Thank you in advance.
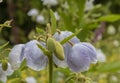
53;31;80;68
9;44;24;70
67;42;97;72
20;40;48;71
0;63;13;83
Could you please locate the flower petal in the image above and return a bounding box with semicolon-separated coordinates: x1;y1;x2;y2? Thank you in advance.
0;74;7;83
4;63;14;76
67;43;91;72
9;44;24;70
22;40;48;71
0;63;13;83
96;49;106;62
81;42;97;64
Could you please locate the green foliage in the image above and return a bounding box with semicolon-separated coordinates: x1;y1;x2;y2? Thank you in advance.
97;61;120;72
0;42;9;50
97;14;120;22
50;9;56;34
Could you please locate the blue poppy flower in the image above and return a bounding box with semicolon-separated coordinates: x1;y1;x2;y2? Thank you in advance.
53;31;80;68
67;42;97;72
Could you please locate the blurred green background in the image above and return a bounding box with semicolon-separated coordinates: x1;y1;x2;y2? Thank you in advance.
0;0;120;83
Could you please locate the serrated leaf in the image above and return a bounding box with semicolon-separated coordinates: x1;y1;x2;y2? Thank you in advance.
96;14;120;22
50;9;56;34
97;61;120;72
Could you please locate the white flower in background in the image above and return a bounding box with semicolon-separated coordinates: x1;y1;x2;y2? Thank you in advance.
41;0;58;6
54;12;60;21
111;76;118;82
85;0;94;11
27;9;39;16
96;49;106;62
62;1;69;9
113;40;119;47
0;63;14;83
25;77;36;83
36;15;45;24
107;25;116;35
0;0;3;3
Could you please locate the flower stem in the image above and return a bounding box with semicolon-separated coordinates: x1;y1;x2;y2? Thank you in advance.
48;55;53;83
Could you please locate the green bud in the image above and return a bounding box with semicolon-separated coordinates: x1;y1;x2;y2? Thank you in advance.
2;59;8;71
54;41;65;60
47;37;56;52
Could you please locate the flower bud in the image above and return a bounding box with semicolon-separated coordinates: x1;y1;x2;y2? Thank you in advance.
54;41;65;60
2;60;8;71
47;37;56;52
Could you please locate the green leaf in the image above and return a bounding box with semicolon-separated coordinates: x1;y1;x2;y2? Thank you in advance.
0;20;12;32
50;9;56;34
59;11;74;32
0;42;9;50
76;0;86;22
65;74;75;83
8;78;26;83
97;61;120;72
60;29;82;45
36;27;45;35
37;43;50;56
0;80;4;83
19;59;28;71
96;14;120;22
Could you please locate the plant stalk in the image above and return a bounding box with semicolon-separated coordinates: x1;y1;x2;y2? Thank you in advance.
48;55;53;83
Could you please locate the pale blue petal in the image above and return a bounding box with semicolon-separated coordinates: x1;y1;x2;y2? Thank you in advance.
22;40;48;71
81;42;97;64
9;44;24;70
67;43;91;72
